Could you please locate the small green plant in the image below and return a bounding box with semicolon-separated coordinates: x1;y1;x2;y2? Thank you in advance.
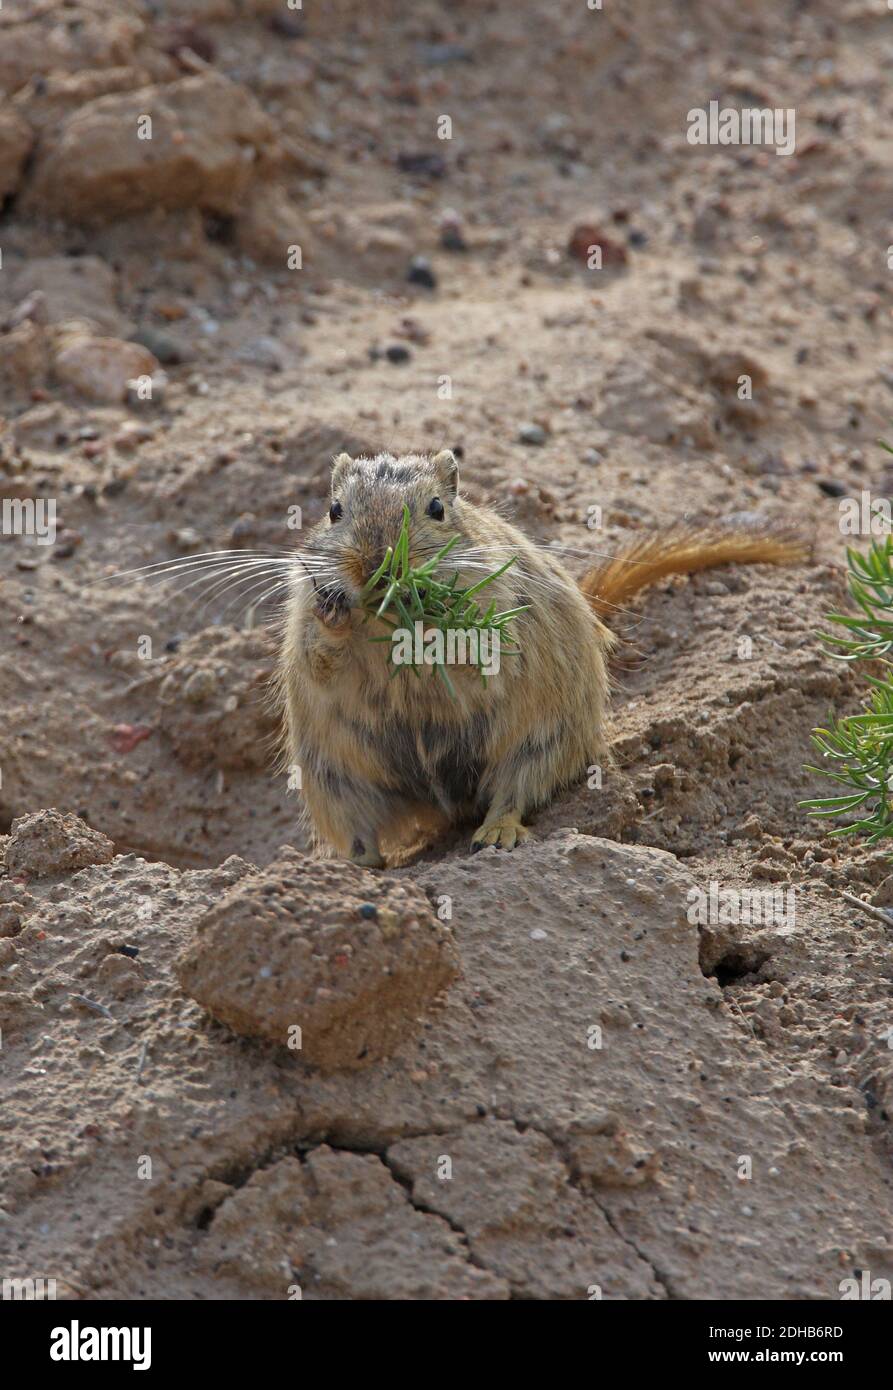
359;504;529;696
802;487;893;842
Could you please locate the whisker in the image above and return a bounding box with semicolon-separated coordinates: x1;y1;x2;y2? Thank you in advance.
179;562;331;619
93;549;296;586
230;579;293;628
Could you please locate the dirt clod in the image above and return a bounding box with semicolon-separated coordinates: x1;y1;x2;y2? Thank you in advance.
176;848;460;1069
4;810;114;879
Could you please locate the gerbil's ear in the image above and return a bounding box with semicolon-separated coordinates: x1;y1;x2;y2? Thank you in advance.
331;452;352;495
431;449;459;498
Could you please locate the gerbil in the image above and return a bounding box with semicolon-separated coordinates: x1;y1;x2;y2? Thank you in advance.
278;449;807;867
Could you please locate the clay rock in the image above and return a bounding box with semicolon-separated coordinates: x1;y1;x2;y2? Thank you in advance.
4;810;115;879
198;1149;507;1299
0;8;144;98
14;257;127;336
23;72;278;223
12;68;157;137
0;321;51;398
0;105;33;200
52;333;159;403
236;183;306;266
176;847;459;1069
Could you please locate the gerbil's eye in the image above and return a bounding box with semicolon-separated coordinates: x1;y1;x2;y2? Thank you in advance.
427;497;445;521
329;500;343;523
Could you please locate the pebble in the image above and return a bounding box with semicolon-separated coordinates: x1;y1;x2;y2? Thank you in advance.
171;527;202;550
417;42;473;66
816;478;847;498
567;223;629;267
237;336;289;372
269;11;305;37
530;928;548;940
54;336;160;404
519;423;547;446
439;210;467;252
396;151;447;179
133;327;191;365
52;528;83;560
184;669;218;705
385;344;412;364
407;256;437;289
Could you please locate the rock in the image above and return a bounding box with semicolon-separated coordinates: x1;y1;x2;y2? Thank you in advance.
183;668;218;704
4;810;114;879
0;321;51;398
407;255;437;288
52;334;160;404
417;42;474;66
0;105;33;201
176;847;459;1069
131;327;191;365
236;336;290;371
235;182;305;265
4;292;49;331
159;20;217;66
385;344;411;364
518;422;547;446
439;209;467;252
13;257;126;336
0;10;144;98
23;72;278;223
11;67;157;137
567;222;629;268
816;478;848;498
396;151;447;179
269;12;306;40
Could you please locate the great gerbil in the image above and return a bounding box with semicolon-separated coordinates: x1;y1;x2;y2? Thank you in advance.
278;449;807;867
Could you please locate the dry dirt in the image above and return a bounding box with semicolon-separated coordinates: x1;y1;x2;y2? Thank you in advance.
1;0;893;1300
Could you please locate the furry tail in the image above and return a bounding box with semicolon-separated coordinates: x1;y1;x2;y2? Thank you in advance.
578;521;812;621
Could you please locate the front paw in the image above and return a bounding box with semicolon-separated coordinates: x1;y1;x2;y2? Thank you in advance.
313;590;352;633
470;812;532;853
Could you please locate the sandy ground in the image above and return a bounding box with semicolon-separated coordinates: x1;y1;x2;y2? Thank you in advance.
1;0;892;1299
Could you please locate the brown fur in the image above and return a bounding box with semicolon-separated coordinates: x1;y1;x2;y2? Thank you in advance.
277;451;807;866
579;521;811;619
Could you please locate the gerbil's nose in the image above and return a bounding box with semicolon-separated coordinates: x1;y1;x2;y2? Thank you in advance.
359;537;393;581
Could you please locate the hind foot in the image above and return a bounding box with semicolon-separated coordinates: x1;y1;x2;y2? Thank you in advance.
350;835;384;869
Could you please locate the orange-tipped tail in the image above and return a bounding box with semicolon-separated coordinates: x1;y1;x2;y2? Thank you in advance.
578;521;811;621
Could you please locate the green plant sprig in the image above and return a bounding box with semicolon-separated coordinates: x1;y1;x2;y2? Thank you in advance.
358;504;529;694
802;443;893;841
818;535;893;661
801;678;893;841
